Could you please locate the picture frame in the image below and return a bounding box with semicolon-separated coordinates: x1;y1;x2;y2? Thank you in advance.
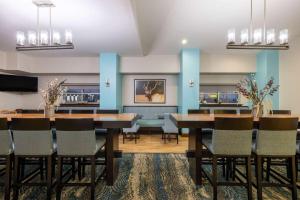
134;79;166;104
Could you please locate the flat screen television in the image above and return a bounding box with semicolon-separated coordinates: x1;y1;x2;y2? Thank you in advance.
0;74;38;92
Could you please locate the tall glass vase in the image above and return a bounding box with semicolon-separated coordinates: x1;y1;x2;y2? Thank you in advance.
44;104;55;118
252;103;263;118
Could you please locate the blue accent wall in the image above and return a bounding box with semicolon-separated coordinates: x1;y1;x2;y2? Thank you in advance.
178;49;200;114
99;53;122;111
256;50;279;109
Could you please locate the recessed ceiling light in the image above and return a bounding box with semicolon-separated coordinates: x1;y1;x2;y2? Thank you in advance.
181;38;188;45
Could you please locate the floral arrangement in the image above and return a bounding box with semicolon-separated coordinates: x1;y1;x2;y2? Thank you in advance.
40;78;66;111
236;74;279;116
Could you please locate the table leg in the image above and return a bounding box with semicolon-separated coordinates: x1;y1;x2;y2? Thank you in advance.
188;128;203;185
106;128;120;186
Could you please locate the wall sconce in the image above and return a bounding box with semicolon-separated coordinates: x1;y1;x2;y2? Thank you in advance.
105;79;110;87
188;79;194;87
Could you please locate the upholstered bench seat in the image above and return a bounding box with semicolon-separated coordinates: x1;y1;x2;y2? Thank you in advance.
137;119;164;128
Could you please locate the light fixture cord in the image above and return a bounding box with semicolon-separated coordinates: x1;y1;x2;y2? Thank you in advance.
37;6;40;45
263;0;266;44
250;0;253;43
49;7;52;45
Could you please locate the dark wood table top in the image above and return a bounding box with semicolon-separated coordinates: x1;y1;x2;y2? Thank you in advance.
0;113;138;128
171;113;300;128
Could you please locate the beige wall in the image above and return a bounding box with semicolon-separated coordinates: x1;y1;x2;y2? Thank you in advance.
201;53;256;73
279;36;300;113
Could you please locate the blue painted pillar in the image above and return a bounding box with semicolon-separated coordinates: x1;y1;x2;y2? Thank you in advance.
178;48;200;114
256;50;279;109
99;53;122;111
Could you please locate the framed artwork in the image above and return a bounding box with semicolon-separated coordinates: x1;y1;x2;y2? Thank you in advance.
134;79;166;104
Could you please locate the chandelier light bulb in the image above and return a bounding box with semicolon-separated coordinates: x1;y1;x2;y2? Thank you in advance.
52;31;61;45
279;29;288;45
240;29;249;44
16;31;25;46
266;29;275;45
40;30;49;45
65;30;73;44
28;31;37;46
227;29;235;44
253;29;262;44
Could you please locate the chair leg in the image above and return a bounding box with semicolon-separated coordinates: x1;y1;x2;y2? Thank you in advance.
246;156;252;200
40;158;44;180
176;133;179;144
13;156;20;200
222;158;226;177
123;132;125;144
256;155;263;200
46;156;52;200
82;158;86;177
71;158;75;180
56;157;62;200
290;156;297;200
296;155;299;181
266;158;271;181
78;158;82;180
212;156;218;200
4;154;12;200
90;156;96;200
135;133;137;144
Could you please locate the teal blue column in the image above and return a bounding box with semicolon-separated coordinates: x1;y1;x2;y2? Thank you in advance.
178;48;200;114
99;53;122;111
256;50;279;109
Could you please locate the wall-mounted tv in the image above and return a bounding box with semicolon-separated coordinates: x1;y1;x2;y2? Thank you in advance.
0;74;38;92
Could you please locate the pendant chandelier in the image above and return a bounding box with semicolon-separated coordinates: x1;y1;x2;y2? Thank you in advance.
226;0;289;50
16;0;74;51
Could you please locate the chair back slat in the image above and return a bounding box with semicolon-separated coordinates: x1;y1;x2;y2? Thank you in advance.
256;117;298;156
0;118;12;155
214;109;237;114
72;110;94;114
269;110;291;115
215;117;253;130
212;117;253;155
55;118;97;155
96;109;119;114
240;109;252;114
188;109;210;114
11;118;53;155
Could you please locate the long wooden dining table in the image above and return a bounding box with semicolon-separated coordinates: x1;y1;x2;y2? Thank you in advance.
170;113;300;185
0;113;139;186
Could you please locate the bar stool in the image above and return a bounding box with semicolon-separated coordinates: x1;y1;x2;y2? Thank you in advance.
252;117;298;200
11;118;55;200
0;118;13;200
55;118;106;200
202;117;253;200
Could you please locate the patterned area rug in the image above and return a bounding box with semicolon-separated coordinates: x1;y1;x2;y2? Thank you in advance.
0;154;299;199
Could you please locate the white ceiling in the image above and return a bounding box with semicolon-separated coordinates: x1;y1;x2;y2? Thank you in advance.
0;0;299;56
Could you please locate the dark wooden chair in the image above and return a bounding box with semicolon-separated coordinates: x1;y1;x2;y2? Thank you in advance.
188;109;210;114
11;118;55;200
0;118;13;200
202;117;253;200
252;117;298;200
72;109;95;114
55;118;106;200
